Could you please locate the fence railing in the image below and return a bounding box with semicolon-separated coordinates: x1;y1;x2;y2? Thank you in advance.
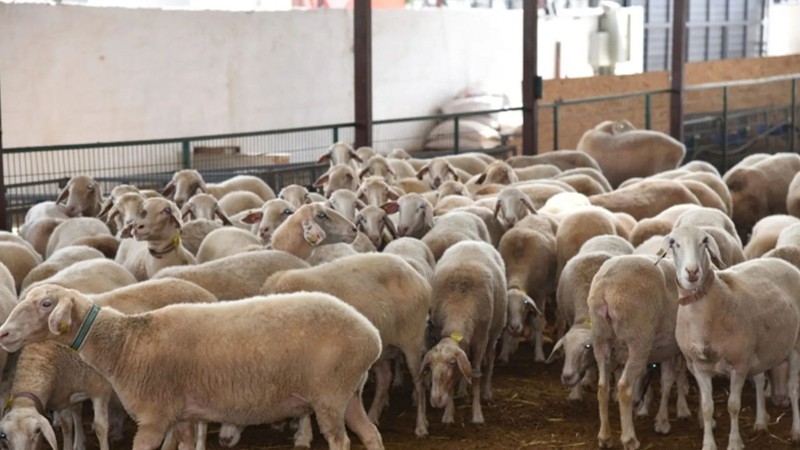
4;73;799;229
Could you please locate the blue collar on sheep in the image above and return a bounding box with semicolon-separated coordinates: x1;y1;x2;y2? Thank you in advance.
71;304;100;351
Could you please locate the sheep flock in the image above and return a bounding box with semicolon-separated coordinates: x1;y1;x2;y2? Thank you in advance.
2;122;800;450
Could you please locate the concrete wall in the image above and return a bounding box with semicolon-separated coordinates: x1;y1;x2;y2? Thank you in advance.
768;4;800;57
0;3;624;149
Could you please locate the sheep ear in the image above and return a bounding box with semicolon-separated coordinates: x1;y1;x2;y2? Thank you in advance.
316;152;332;165
56;185;70;204
493;200;502;220
119;222;133;238
48;298;74;336
349;149;363;163
546;337;565;365
420;351;432;376
455;349;472;384
704;235;725;270
37;415;58;450
475;173;487;185
196;179;208;193
240;211;263;225
523;297;542;316
162;180;176;198
654;235;671;266
215;207;233;226
358;167;371;180
415;165;430;180
447;165;460;182
381;201;399;215
522;196;538;215
180;203;193;221
302;219;326;246
387;188;401;201
164;206;182;230
313;173;330;188
383;216;398;239
97;199;114;218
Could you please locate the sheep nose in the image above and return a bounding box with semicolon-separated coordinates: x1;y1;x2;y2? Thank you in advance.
398;226;409;236
0;331;8;340
433;177;442;188
686;267;700;281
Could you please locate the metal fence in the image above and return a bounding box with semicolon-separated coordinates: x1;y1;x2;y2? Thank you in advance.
4;74;799;229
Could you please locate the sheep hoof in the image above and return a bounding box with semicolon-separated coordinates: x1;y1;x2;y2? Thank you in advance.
791;428;800;443
622;436;641;450
598;436;614;448
414;426;429;438
654;419;671;435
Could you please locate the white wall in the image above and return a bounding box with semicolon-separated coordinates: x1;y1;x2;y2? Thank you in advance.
767;4;800;57
0;4;616;149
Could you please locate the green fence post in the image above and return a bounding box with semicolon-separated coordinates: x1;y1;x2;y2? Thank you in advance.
645;94;652;130
333;126;339;144
181;140;191;170
792;79;797;154
454;116;460;154
553;104;560;151
722;87;729;172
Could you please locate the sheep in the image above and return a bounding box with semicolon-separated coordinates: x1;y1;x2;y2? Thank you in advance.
317;141;362;168
589;254;684;449
474;160;518;185
19;258;137;300
382;237;436;283
589;179;700;220
355;145;377;163
0;242;43;295
277;184;312;208
538;192;591;216
383;193;434;239
238;199;297;244
21;246;105;292
44;217;114;259
491;186;540;228
788;172;800;219
354;205;397;250
357;176;402;207
0;286;384;450
267;203;358;260
388;147;412;160
358;154;415;181
393;177;432;195
194;227;262;264
24;202;70;223
262;253;431;437
0;263;18;403
577;121;686;187
452;205;507;249
554;173;607;197
677;179;727;213
56;175;104;218
673;206;741;246
305;243;360;266
104;192;147;238
742;214;800;259
114;197;195;281
723;152;800;240
497;213;558;362
206;175;276;202
18;218;65;258
441;153;492;175
424;241;507;425
314;164;360;197
558;167;613;192
180;219;223;256
507;150;602;172
216;190;265;217
325;190;364;223
415;158;461;189
657;224;800;450
629;204;700;247
549;236;634;401
674;171;732;216
162;169;206;207
97;184;139;221
180;193;232;225
778;223;800;248
432;195;474;217
515;164;562;181
421;211;491;261
682;159;721;176
555;206;619;279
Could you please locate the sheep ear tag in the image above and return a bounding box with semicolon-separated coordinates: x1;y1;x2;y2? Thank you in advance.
172;235;181;249
450;332;463;343
583;318;592;328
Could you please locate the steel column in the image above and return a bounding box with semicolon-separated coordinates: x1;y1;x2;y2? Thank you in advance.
670;0;688;143
0;78;6;231
522;0;538;156
354;0;372;148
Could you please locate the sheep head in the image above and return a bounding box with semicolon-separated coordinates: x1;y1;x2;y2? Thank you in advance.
355;205;398;249
132;198;182;243
162;170;207;207
657;225;723;293
494;187;537;228
0;407;59;450
548;324;594;388
56;175;103;217
326;190;366;223
317;142;361;167
506;288;540;337
241;199;296;244
181;193;232;225
387;193;433;239
422;338;472;409
277;184;311;209
416;158;459;189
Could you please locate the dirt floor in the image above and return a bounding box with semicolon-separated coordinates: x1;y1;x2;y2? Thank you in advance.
95;342;799;450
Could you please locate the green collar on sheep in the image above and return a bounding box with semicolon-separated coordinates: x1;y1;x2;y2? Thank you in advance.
71;304;100;351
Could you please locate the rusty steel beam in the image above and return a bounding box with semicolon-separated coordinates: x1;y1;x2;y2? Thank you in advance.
522;0;539;155
354;0;372;148
670;0;688;143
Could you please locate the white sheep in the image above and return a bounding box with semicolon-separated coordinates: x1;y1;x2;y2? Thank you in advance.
415;158;462;189
0;242;43;295
180;219;223;256
743;214;800;259
507;150;602;172
424;240;507;425
555;206;619;279
354;205;397;250
577;120;686;187
18;218;64;258
21;245;105;292
382;193;434;239
723;152;800;240
673;206;741;246
277;184;312;208
238;199;297;244
153;250;309;301
474;160;519;185
497;213;558;362
267;203;358;260
658;224;800;450
105;192;147;238
114;197;195;281
787;171;800;219
325;190;365;224
357;176;401;207
206;175;276;203
56;175;104;218
217;190;265;217
262;253;431;438
317;141;362;169
514;164;562;181
45;217;115;259
421;210;491;261
589;179;700;220
0;286;384;450
97;184;139;221
589;254;684;449
554;173;607;197
314;164;360;197
195;227;262;264
180;193;232;225
162;169;207;207
557;167;613;192
19;258;137;300
382;237;436;283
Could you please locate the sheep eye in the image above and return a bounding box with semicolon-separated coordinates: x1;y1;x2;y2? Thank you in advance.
304;193;310;199
316;212;327;220
283;209;293;215
668;238;675;247
87;184;94;191
701;236;709;245
163;207;172;215
419;203;426;210
139;210;147;219
278;194;285;200
448;359;457;366
41;300;52;308
584;344;592;350
357;215;365;223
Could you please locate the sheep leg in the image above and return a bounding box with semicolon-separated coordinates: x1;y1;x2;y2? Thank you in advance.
726;370;746;450
752;373;769;433
470;345;486;425
91;395;111;450
618;354;647;450
160;429;178;450
194;422;207;450
344;393;385;450
497;330;518;364
654;358;676;435
693;367;719;450
367;359;392;425
635;383;652;417
441;393;455;425
132;422;170;450
481;341;497;403
789;350;800;442
314;403;350;450
218;424;244;448
391;356;405;390
58;408;74;450
532;296;547;362
293;415;313;448
675;356;691;420
401;346;428;437
72;402;86;450
594;340;613;448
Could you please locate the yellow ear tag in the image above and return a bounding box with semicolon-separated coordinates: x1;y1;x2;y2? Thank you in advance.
450;332;463;343
4;395;12;411
59;322;70;333
583;318;592;328
172;235;181;248
305;234;321;246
